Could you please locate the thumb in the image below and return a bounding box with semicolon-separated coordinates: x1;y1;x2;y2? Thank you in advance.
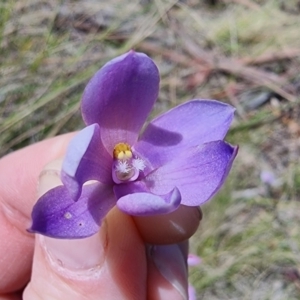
24;161;147;300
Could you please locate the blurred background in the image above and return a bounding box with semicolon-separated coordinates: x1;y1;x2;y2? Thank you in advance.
1;0;300;298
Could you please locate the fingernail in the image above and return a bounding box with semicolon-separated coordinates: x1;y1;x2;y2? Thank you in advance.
149;244;188;300
37;159;64;196
40;226;107;271
37;160;108;271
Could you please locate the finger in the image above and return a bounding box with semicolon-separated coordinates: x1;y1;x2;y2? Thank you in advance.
24;174;146;300
0;133;75;294
133;206;201;245
0;292;22;300
24;209;146;300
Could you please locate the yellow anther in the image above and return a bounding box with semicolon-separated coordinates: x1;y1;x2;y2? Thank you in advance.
125;150;133;158
113;143;132;160
117;152;125;160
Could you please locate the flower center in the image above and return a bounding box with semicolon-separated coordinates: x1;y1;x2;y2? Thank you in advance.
113;143;133;160
112;143;145;183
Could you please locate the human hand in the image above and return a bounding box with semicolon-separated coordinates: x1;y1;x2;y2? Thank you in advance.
0;133;201;300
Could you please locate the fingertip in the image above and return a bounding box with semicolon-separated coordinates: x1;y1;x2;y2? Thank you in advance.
133;206;202;244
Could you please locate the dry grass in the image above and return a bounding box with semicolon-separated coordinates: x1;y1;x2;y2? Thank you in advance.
1;0;300;298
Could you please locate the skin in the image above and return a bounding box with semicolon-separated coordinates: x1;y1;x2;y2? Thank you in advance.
0;133;201;299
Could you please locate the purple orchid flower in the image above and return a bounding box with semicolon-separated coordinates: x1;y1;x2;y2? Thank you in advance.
30;51;238;239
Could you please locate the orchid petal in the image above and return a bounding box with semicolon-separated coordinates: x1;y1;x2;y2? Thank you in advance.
81;51;160;153
134;100;234;169
29;183;115;239
115;182;181;216
61;124;112;200
144;141;238;206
